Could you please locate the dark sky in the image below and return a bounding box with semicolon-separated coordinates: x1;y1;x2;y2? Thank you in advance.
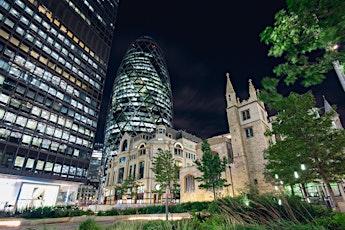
95;0;345;143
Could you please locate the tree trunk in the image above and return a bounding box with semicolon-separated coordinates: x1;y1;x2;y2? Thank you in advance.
213;185;216;200
319;167;339;211
301;183;308;201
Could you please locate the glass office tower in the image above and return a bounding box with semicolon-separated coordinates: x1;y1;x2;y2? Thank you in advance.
0;0;119;209
104;36;173;156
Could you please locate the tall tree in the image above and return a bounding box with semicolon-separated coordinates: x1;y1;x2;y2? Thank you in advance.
195;140;228;200
151;150;180;192
260;0;345;94
151;150;180;220
264;91;345;211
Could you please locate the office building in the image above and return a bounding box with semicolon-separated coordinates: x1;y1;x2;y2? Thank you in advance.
104;36;173;157
0;0;119;209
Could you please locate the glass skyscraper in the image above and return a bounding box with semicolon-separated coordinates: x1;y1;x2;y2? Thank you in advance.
104;36;173;156
0;0;118;209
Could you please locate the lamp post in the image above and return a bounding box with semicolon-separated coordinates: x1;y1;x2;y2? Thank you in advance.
300;164;309;203
165;187;169;221
295;164;309;202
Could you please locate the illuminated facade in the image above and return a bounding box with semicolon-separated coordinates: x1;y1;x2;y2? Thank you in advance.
103;125;201;205
104;36;173;156
0;0;118;209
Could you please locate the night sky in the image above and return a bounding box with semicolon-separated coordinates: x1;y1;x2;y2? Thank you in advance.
95;0;345;143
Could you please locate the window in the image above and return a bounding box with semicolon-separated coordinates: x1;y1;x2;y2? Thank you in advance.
139;144;145;155
174;144;182;155
122;140;128;151
118;167;124;183
139;161;144;179
119;157;126;163
133;164;136;177
245;127;254;138
242;110;250;121
185;175;195;192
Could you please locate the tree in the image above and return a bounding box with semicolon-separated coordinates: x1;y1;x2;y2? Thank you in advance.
264;91;345;211
151;150;180;192
151;150;180;220
194;140;228;200
260;0;345;93
115;175;139;203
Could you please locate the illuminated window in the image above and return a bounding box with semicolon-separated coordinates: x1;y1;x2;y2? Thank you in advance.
26;119;37;130
4;111;16;123
22;134;32;145
37;123;46;133
32;137;42;147
54;164;62;173
245;127;254;138
14;156;25;168
25;158;35;169
36;160;44;170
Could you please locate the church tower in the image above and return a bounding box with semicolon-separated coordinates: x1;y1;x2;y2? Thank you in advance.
225;73;273;194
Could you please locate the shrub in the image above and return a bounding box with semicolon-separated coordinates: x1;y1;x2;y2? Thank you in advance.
142;220;173;230
315;212;345;230
18;206;93;219
79;218;102;230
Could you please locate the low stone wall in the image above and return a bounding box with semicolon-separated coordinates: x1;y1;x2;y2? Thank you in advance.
87;204;114;212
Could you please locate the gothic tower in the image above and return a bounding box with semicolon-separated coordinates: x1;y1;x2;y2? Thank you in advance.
225;73;273;194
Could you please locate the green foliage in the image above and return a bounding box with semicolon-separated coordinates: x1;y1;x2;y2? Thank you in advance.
264;91;345;210
169;201;210;214
151;150;180;192
137;205;165;214
79;218;102;230
260;0;345;89
194;140;229;200
115;175;140;200
142;220;173;230
315;212;345;230
18;206;94;219
97;209;121;216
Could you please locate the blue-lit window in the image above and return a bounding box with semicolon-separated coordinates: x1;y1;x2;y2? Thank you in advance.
20;16;29;25
119;157;126;163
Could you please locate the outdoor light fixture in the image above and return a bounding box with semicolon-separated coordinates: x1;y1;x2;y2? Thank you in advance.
294;171;299;179
301;164;306;171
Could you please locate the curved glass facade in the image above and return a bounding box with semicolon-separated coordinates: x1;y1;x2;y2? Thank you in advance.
104;36;173;156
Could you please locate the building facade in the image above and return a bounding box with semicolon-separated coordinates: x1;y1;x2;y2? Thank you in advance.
103;125;201;205
224;73;274;194
104;36;173;157
0;0;119;210
103;74;277;205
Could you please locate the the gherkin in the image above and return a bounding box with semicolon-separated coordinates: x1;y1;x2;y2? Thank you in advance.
104;36;173;156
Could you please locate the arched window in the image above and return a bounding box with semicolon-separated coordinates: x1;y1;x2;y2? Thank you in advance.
174;144;182;155
139;144;146;155
185;175;195;192
121;140;128;151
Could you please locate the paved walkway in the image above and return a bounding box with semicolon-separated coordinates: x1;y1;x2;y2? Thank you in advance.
0;213;192;230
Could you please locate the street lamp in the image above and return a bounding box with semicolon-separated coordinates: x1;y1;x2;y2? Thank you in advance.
294;171;299;179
